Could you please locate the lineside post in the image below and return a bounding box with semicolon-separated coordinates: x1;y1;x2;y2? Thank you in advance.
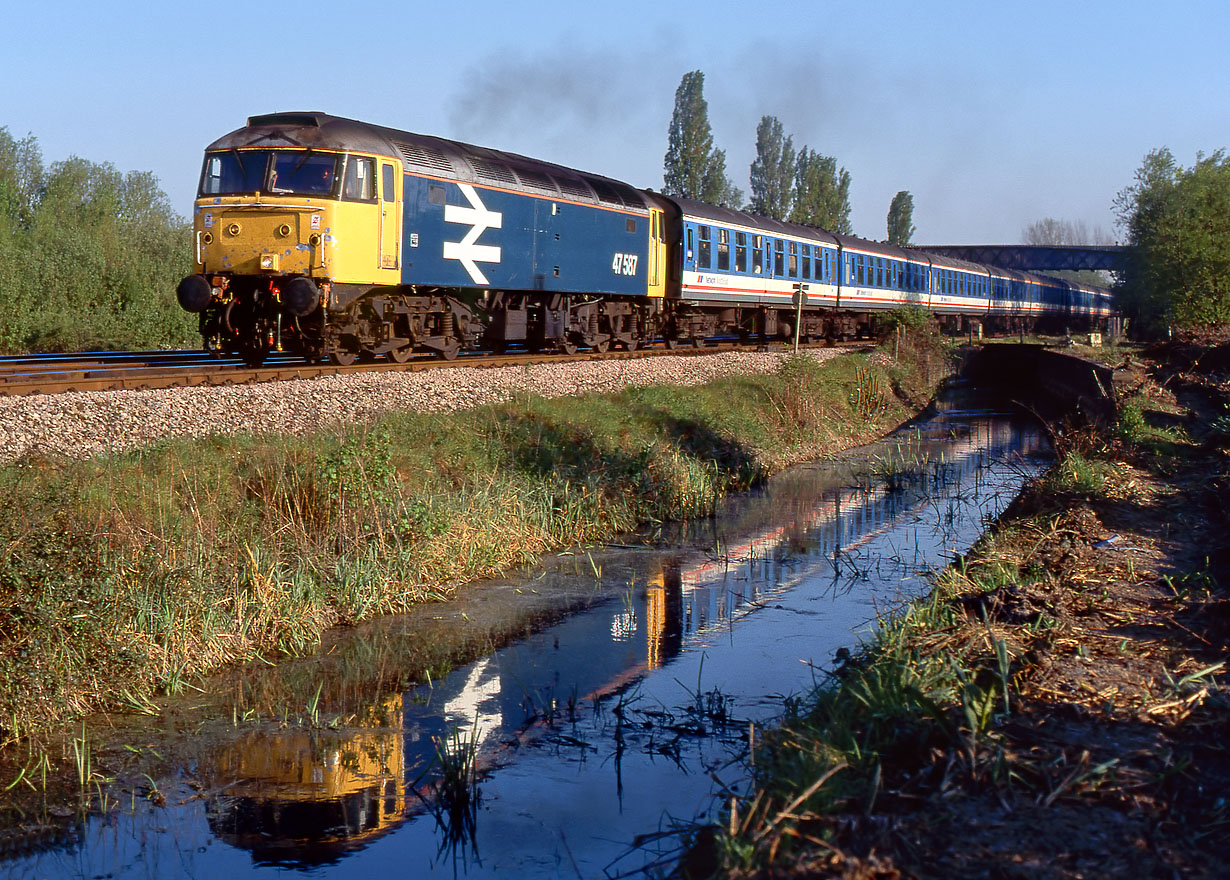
793;283;809;353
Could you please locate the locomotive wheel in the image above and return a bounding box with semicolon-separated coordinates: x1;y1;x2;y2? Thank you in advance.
665;336;681;350
239;340;269;368
593;339;610;354
622;337;639;352
438;337;460;360
559;339;578;356
389;344;413;364
331;349;358;366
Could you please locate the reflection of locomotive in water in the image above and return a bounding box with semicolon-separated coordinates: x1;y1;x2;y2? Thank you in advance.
205;696;407;866
204;415;1042;865
177;112;1115;366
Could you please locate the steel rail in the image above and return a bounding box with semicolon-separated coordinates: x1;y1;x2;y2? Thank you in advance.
0;340;856;397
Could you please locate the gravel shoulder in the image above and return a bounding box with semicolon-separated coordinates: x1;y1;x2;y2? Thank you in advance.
0;350;846;464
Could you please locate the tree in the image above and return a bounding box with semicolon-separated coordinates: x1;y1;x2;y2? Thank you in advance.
1114;147;1230;332
702;147;743;210
886;191;915;246
0;127;44;226
790;147;852;233
1021;217;1113;246
0;131;195;353
748;116;795;220
662;70;741;207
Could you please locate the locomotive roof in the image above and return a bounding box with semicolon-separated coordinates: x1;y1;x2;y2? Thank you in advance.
206;112;649;213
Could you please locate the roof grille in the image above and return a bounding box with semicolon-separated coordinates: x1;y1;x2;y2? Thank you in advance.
469;157;518;186
395;141;454;174
555;176;595;203
584;176;624;207
514;167;559;194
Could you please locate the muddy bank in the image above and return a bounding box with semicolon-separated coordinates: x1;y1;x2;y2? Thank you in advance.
698;339;1230;878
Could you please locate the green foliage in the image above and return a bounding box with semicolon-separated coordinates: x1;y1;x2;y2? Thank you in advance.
662;70;742;208
886;190;915;246
0;127;196;353
1114;147;1230;333
789;146;852;233
1046;450;1109;494
748;115;795;220
880;305;934;333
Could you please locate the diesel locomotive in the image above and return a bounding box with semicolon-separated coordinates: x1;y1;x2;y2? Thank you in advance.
175;112;1114;366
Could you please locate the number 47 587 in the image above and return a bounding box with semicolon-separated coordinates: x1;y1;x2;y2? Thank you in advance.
612;253;639;276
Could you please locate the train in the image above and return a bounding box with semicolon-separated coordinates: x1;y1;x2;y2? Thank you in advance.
175;112;1116;366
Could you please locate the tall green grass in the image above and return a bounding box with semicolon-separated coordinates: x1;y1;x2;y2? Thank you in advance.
0;343;947;746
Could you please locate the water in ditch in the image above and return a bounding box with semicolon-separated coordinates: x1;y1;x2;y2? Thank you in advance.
4;384;1048;879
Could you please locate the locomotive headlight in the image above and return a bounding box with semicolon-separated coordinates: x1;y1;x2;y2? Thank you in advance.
277;224;291;237
309;233;322;247
260;253;280;271
227;222;241;236
202;232;214;245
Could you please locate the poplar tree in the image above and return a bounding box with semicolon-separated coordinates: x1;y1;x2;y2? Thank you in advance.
886;191;915;246
748;115;795;220
662;70;741;208
790;147;852;233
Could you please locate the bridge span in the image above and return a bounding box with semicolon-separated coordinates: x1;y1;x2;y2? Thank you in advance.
913;244;1125;273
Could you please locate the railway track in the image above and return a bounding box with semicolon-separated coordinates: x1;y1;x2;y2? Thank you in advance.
0;340;850;397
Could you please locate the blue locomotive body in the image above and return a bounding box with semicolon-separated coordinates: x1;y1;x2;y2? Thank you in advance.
399;175;650;297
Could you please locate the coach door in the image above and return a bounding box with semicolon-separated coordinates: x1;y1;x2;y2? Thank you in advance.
380;161;400;272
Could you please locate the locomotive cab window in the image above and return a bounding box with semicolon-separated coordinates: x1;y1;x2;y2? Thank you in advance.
270;152;339;196
342;156;377;201
381;163;396;201
201;150;268;195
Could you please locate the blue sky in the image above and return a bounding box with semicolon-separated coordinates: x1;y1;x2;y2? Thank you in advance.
5;0;1227;244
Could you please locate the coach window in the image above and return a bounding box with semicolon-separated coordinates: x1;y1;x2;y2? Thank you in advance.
735;231;747;272
698;225;712;269
686;227;694;262
788;241;798;277
752;235;763;274
717;228;730;271
801;244;811;280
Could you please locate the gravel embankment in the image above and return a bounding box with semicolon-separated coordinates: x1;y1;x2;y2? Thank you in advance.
0;350;845;464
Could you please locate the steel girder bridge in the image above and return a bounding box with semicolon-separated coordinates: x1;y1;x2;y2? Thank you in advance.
913;244;1125;273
